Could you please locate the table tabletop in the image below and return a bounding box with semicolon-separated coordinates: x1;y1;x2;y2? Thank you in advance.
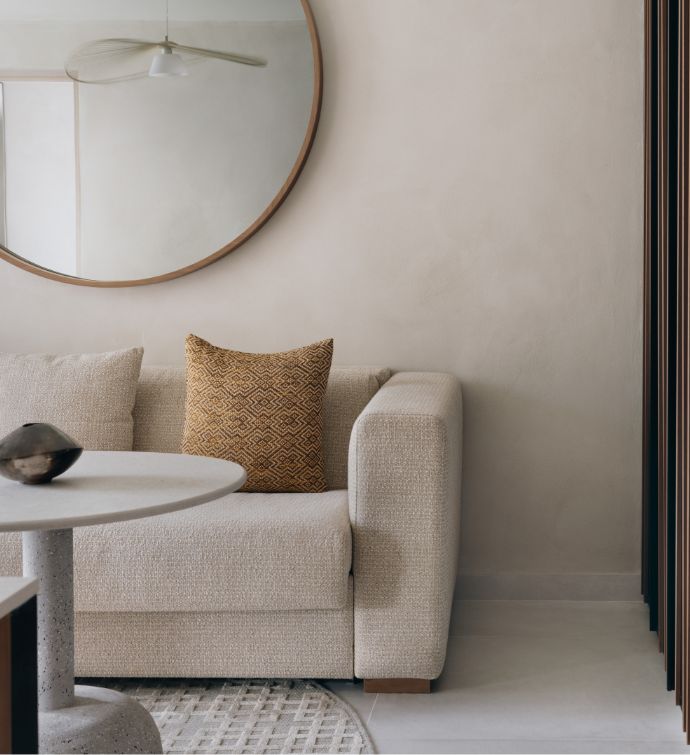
0;451;246;532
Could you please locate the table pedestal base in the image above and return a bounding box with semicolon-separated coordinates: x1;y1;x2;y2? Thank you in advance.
39;685;162;755
22;530;162;753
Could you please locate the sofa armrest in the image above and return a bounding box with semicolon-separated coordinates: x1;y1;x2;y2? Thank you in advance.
348;372;462;681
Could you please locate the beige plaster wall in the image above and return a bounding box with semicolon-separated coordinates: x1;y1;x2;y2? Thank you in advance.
0;0;644;576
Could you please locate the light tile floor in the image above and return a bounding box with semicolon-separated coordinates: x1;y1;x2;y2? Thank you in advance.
323;601;690;754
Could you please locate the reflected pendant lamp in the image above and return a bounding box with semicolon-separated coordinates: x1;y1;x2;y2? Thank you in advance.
64;0;266;85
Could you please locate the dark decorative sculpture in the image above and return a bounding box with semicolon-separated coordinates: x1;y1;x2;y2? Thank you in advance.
0;423;83;484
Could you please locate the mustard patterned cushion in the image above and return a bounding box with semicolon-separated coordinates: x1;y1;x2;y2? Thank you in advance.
182;335;333;493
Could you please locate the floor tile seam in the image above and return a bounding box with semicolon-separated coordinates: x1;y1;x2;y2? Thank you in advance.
366;693;379;725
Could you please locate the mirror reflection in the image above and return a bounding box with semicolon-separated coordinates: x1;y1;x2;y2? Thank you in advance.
0;0;315;282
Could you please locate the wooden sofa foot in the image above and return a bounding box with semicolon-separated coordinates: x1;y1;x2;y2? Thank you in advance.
363;678;431;694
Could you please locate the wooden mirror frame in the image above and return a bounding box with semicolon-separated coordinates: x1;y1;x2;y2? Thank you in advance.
0;0;322;287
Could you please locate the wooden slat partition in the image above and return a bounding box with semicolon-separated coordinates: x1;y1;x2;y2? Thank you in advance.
643;0;690;741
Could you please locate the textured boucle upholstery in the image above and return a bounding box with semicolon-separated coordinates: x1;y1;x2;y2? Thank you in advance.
0;363;462;682
349;372;462;680
322;367;391;488
133;365;391;489
0;534;19;574
0;347;143;450
75;580;354;679
0;491;352;613
133;366;187;454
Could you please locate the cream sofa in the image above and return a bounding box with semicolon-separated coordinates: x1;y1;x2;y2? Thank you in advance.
0;366;462;690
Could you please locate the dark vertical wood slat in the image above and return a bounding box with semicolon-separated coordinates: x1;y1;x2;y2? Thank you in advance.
678;0;690;716
676;0;688;710
647;0;661;635
680;57;685;699
645;0;653;606
659;0;669;663
679;0;690;734
667;0;680;692
667;0;684;705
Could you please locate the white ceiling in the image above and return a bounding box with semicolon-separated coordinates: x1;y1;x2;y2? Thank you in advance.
0;0;304;22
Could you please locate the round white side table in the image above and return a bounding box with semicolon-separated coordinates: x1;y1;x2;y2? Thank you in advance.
0;450;246;755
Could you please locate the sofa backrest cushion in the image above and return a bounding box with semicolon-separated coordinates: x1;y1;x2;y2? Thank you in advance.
0;347;143;451
133;365;391;489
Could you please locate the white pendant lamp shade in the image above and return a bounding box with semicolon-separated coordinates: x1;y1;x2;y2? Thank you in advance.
148;46;189;77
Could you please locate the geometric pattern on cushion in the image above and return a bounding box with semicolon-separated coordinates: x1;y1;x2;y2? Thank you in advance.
182;335;333;493
0;347;143;451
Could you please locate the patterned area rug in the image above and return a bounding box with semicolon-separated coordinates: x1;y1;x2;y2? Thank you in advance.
94;679;375;755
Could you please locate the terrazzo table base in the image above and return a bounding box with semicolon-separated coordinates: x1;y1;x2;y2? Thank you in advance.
24;529;162;754
0;451;247;754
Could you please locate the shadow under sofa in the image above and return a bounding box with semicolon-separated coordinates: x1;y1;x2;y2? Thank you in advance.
0;365;462;693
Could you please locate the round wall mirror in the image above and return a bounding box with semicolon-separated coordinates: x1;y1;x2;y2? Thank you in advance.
0;0;321;286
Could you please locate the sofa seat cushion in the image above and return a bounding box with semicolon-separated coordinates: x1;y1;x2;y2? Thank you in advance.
75;489;351;613
0;490;352;613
